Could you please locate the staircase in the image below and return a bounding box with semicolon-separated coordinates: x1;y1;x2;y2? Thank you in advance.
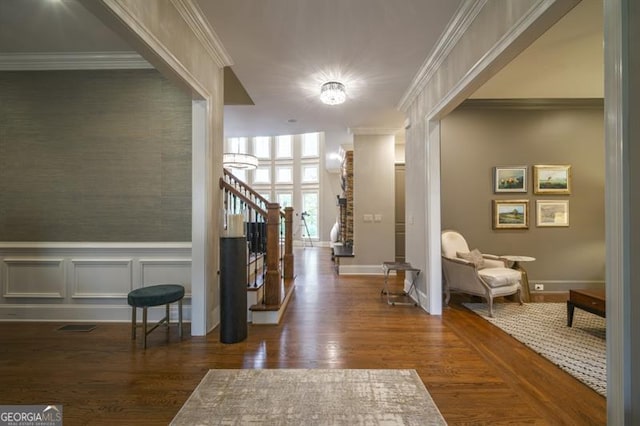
220;168;295;324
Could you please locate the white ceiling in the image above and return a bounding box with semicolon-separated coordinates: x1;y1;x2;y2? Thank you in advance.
0;0;130;52
195;0;463;139
0;0;602;158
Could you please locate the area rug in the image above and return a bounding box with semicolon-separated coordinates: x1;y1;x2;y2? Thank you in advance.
464;302;606;396
171;369;447;425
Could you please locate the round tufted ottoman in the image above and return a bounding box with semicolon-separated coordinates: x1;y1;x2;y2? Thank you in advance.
127;284;185;349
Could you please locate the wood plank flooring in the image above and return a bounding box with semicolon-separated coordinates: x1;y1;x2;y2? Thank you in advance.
0;247;605;425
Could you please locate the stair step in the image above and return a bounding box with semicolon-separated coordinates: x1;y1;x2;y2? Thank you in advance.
249;278;295;324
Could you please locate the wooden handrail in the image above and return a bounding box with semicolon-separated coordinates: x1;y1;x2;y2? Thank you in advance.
223;168;269;203
219;178;267;217
223;168;285;218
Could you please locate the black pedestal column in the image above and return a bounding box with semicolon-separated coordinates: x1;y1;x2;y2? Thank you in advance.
220;237;247;343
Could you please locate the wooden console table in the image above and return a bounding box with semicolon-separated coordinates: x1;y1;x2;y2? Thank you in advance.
567;288;606;327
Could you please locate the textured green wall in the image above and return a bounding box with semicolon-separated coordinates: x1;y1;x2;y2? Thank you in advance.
0;69;192;241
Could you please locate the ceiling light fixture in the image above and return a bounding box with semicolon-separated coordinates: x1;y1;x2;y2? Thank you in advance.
223;153;258;170
320;81;346;105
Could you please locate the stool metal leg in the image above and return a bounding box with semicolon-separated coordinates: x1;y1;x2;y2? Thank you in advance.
166;303;170;340
178;299;183;339
131;307;137;340
142;307;148;350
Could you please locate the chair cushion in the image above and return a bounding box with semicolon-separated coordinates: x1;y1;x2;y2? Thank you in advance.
457;249;485;268
128;284;185;307
478;268;521;288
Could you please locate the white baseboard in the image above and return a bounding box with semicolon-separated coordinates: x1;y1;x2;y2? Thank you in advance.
338;264;385;275
208;306;220;335
0;303;191;322
529;280;605;292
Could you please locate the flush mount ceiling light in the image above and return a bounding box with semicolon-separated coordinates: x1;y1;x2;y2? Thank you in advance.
320;81;346;105
223;153;258;170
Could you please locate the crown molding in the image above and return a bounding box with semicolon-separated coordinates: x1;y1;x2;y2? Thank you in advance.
397;0;486;112
459;98;604;110
171;0;233;67
426;0;571;121
0;52;152;70
348;127;403;136
100;0;210;99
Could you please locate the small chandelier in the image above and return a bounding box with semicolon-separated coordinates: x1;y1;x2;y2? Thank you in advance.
320;81;346;105
223;153;258;170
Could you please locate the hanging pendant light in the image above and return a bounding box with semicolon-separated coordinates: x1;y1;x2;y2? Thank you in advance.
223;152;259;170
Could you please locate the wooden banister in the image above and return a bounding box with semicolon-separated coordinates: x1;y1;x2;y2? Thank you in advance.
219;179;267;217
284;207;294;279
223;168;270;206
264;203;282;305
220;168;293;309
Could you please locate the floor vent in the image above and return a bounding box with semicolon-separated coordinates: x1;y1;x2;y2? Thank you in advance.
56;324;97;332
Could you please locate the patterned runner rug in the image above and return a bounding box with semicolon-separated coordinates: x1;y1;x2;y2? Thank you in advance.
171;369;447;425
464;302;606;396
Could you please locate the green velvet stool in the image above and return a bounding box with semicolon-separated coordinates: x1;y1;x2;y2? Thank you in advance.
127;284;184;349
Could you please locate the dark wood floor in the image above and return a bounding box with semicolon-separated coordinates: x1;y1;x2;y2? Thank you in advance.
0;247;605;425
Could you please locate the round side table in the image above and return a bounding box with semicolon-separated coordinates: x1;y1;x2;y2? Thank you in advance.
500;255;536;302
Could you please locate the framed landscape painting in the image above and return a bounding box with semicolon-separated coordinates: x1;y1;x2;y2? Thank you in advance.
492;199;529;229
536;200;569;227
533;165;571;194
494;166;527;193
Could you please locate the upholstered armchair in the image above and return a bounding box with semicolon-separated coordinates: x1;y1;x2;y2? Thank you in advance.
441;230;522;317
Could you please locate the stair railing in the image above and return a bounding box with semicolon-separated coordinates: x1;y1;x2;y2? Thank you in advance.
220;168;294;305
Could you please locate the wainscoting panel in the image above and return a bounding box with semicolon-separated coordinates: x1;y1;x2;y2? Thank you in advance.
139;259;192;296
3;258;65;298
0;243;192;322
71;259;133;298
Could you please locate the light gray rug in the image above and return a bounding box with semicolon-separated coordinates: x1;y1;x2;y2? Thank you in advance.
464;302;606;396
171;369;447;425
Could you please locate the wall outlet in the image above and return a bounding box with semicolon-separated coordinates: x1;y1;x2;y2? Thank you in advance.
534;284;544;291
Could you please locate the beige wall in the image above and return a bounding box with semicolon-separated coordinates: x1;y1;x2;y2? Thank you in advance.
402;0;579;311
342;134;395;271
441;102;605;289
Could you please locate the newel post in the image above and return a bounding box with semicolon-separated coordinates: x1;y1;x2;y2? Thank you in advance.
264;202;282;305
284;207;294;279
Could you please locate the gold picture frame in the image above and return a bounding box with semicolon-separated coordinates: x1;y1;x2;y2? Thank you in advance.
536;200;569;227
533;165;571;194
494;166;527;193
492;199;529;229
